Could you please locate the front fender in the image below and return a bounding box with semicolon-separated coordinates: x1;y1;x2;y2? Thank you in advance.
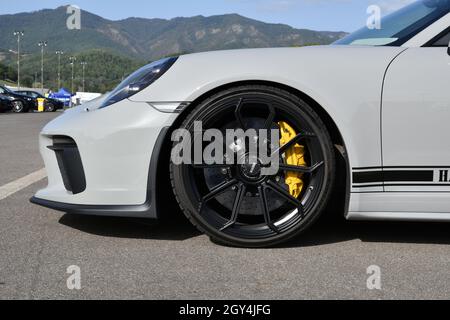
132;45;405;174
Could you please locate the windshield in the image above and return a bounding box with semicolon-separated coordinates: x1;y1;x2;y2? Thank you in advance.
32;92;44;98
335;0;450;46
0;86;12;94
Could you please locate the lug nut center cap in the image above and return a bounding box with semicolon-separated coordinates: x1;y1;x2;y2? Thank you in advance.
239;154;263;181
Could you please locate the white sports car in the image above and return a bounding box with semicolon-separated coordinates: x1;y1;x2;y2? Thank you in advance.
32;0;450;247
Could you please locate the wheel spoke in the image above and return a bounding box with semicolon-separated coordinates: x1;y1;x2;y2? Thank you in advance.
263;104;276;130
235;98;246;130
271;131;316;156
258;185;279;233
266;180;302;209
202;179;239;203
199;178;239;215
220;184;247;231
279;161;324;174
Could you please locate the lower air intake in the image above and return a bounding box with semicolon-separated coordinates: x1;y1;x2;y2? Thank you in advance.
48;136;87;195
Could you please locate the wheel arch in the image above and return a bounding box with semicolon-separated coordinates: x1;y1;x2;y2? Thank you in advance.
154;80;351;219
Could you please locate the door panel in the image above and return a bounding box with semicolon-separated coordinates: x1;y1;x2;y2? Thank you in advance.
382;47;450;192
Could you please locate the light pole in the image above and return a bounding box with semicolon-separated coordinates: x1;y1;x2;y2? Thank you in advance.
13;31;24;90
80;61;87;92
69;56;76;94
38;41;47;94
55;51;64;89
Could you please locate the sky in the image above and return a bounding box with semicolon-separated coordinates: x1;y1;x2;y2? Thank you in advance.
1;0;416;32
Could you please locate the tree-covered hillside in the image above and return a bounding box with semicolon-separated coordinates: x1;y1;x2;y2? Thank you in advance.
2;50;144;93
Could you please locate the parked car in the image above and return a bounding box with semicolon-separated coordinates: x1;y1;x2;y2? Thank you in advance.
15;90;64;112
31;0;450;248
0;85;35;113
0;94;11;112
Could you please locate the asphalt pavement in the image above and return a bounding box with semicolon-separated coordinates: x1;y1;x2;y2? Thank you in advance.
0;111;449;300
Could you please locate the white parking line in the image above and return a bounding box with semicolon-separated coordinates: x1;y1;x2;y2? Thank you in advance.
0;169;47;201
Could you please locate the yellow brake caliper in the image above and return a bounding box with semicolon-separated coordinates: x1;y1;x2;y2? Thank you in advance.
278;122;307;198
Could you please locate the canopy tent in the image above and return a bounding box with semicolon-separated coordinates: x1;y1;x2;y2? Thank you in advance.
49;88;72;107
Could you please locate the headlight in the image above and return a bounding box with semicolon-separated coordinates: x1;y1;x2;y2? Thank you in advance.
100;57;178;109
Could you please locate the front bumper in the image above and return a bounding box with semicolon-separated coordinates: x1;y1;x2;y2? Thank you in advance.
31;99;178;218
46;100;64;110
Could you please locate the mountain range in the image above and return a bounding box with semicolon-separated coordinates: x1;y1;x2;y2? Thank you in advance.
0;6;347;61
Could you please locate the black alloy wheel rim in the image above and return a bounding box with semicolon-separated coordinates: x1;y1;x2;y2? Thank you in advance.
182;93;326;240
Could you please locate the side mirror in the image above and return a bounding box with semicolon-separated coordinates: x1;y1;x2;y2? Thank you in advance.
448;40;450;56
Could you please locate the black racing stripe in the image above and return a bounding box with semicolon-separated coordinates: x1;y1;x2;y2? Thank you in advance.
384;170;433;182
384;184;450;187
353;166;450;170
353;170;434;184
353;183;450;188
353;167;382;171
353;171;383;184
383;166;450;169
352;184;384;188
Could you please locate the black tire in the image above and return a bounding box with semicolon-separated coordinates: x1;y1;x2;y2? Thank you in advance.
46;103;56;112
11;100;25;113
170;85;335;247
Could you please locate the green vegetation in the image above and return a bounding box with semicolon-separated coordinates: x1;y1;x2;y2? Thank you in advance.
0;62;17;85
4;50;145;93
0;79;17;87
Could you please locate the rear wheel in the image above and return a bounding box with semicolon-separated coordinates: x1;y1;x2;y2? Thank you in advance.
170;85;335;247
11;100;24;113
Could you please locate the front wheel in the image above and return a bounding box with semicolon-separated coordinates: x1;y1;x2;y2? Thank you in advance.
170;85;335;247
11;100;25;113
46;103;56;112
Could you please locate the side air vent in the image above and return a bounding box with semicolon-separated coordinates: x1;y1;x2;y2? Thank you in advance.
47;136;86;195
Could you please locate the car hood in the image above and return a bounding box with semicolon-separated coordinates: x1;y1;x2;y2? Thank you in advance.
63;93;109;115
130;45;407;103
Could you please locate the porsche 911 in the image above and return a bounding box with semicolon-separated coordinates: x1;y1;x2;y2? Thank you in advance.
31;0;450;247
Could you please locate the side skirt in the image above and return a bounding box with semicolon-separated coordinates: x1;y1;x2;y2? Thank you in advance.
347;192;450;221
348;211;450;222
